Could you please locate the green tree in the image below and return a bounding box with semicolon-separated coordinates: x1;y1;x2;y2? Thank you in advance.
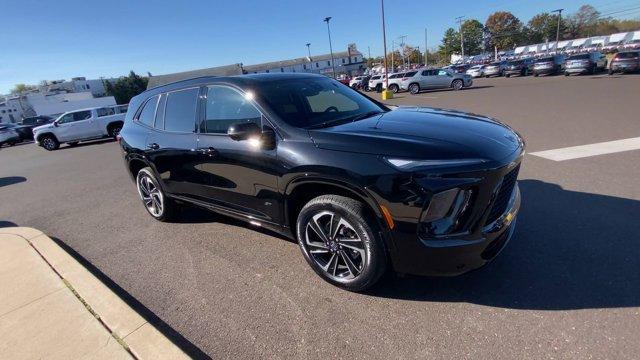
461;19;485;55
485;11;523;51
103;71;149;105
10;83;37;94
439;27;462;57
565;5;600;38
526;13;564;44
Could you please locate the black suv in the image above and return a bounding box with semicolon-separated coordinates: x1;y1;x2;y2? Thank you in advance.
119;74;524;291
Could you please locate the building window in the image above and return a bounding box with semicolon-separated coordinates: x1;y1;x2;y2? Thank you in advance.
266;69;270;73
303;64;307;70
353;57;357;62
327;61;330;66
281;67;284;72
316;62;319;68
342;58;345;64
86;84;90;89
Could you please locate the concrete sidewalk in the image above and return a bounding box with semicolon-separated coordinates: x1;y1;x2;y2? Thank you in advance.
0;227;190;360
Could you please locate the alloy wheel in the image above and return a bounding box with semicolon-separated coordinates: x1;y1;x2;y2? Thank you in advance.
304;211;365;280
452;79;463;90
110;126;122;137
42;137;56;150
137;173;164;217
409;84;420;94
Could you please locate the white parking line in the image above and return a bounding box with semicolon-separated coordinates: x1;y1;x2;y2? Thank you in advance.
530;137;640;161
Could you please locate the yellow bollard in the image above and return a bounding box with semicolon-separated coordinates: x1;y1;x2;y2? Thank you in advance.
381;90;394;100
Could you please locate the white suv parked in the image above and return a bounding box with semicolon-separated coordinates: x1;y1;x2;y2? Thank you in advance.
33;105;128;151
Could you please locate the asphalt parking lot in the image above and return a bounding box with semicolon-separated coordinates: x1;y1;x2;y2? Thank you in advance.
1;74;639;359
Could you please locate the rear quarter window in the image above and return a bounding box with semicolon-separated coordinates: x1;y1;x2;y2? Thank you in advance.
136;95;159;127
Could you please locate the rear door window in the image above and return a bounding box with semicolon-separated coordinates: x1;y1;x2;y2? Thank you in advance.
136;95;159;127
72;111;92;121
163;88;199;132
97;107;115;117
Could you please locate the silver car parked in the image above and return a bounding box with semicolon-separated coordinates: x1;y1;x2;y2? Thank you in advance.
400;68;473;94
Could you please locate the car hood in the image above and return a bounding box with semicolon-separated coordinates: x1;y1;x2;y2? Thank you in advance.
308;107;522;162
33;123;54;132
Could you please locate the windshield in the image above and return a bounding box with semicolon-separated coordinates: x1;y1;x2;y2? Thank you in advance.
255;77;385;129
536;57;554;63
616;52;638;59
568;54;590;60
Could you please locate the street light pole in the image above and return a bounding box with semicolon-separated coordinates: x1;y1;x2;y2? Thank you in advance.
323;17;336;78
381;0;391;96
456;16;465;59
551;9;563;49
424;28;428;65
305;43;312;72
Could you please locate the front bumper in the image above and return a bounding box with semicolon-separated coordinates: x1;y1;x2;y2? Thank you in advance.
391;183;521;276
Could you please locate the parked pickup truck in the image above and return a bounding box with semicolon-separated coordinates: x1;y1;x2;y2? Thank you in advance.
33;105;127;151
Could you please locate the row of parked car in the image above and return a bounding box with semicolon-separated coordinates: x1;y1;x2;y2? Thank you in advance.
463;51;640;78
0;104;127;150
349;68;473;95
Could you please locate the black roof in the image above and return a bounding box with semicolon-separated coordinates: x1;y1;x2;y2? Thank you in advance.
143;73;326;96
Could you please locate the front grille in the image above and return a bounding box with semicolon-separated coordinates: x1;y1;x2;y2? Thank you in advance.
485;165;520;225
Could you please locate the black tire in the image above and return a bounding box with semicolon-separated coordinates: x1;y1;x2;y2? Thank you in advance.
485;75;490;78
67;142;79;147
7;141;16;147
40;135;59;151
505;73;511;78
451;79;464;90
136;167;178;221
564;72;569;76
608;69;614;75
409;83;420;94
534;73;539;77
108;123;123;138
296;195;387;291
389;84;399;93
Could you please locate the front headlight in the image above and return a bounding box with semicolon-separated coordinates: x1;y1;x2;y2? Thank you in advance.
384;157;486;171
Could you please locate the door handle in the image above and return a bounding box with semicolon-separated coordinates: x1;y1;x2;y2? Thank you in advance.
197;147;217;156
147;143;159;150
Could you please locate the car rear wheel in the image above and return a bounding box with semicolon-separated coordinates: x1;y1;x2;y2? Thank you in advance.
389;84;399;93
108;123;122;138
452;79;464;90
409;83;420;94
41;135;59;151
136;167;178;221
296;195;387;291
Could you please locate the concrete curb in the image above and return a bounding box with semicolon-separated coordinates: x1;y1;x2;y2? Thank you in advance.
0;227;190;360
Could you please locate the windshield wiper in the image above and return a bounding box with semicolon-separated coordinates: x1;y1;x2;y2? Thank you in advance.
306;111;384;129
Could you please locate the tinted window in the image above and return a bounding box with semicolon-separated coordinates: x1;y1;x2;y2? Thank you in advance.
164;88;198;132
616;52;638;59
437;70;449;76
73;111;91;121
137;95;159;127
97;107;115;117
256;77;383;129
536;57;554;63
421;70;429;76
203;86;261;134
567;54;590;60
405;71;417;77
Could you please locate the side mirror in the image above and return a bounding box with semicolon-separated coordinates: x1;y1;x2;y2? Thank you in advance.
227;122;261;141
53;121;59;127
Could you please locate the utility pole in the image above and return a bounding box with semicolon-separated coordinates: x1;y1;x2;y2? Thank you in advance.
455;16;465;59
551;9;563;50
391;40;395;71
398;35;408;68
323;17;336;78
424;28;428;65
305;43;312;72
381;0;391;98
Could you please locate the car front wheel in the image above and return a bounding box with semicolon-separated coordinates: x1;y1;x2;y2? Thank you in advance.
389;84;399;93
452;79;464;90
409;83;420;94
296;195;387;291
136;167;178;221
41;135;59;151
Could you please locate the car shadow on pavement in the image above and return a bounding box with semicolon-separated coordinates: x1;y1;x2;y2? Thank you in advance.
48;236;212;360
0;221;18;228
0;176;26;188
371;179;640;311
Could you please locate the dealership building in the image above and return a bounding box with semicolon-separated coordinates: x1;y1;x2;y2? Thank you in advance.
148;44;365;88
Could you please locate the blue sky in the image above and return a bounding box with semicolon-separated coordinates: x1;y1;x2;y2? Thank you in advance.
1;0;639;93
